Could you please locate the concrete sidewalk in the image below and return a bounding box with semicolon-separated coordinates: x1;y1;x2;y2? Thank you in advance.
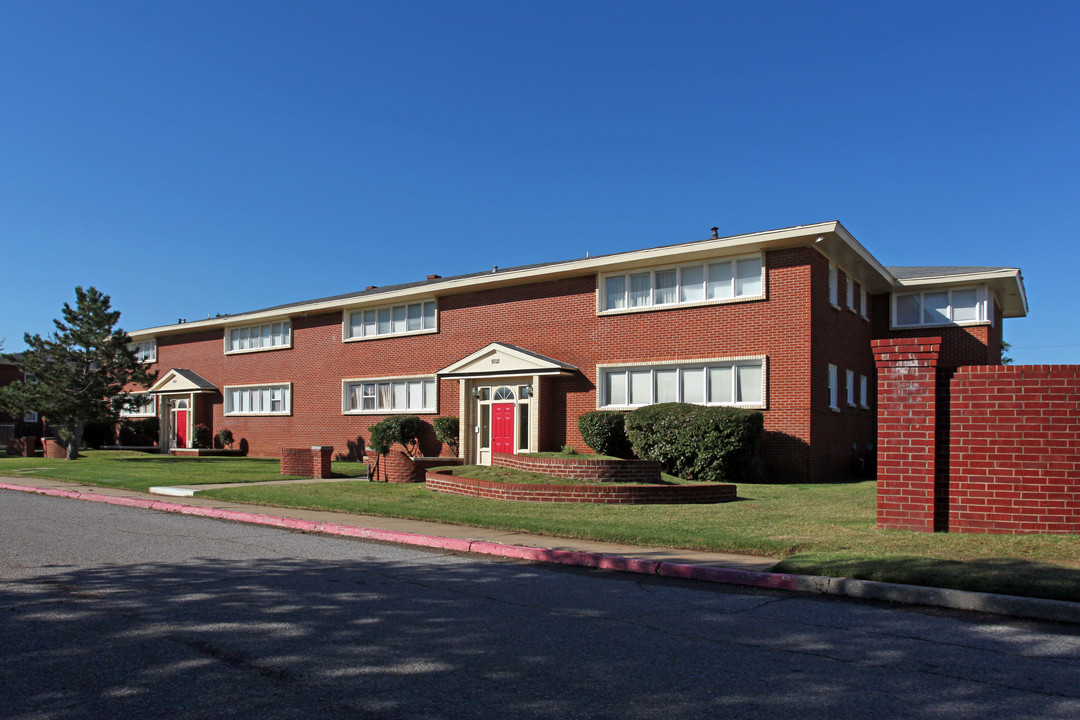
2;475;1079;625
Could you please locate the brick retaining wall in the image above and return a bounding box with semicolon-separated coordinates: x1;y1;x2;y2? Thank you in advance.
492;452;662;483
425;470;735;504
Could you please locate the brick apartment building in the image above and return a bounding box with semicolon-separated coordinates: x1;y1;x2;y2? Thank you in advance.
124;221;1027;481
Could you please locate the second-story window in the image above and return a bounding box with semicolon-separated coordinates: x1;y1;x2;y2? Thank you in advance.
226;321;291;354
601;254;763;313
344;300;437;341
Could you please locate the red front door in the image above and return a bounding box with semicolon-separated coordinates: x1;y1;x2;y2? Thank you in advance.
175;410;188;448
491;403;515;454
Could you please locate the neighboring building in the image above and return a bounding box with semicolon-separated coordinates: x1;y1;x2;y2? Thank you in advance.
125;221;1027;481
0;357;43;444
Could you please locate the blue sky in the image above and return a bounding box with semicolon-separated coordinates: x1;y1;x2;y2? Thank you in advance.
2;1;1077;364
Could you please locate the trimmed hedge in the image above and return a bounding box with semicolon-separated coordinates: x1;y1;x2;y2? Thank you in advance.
625;403;763;482
577;410;634;458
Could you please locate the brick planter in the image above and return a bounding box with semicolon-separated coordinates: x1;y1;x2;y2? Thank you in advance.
5;437;38;457
426;469;735;504
280;446;333;478
42;437;67;459
492;452;662;483
367;449;463;483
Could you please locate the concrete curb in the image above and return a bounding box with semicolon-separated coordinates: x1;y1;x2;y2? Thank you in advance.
3;481;1078;624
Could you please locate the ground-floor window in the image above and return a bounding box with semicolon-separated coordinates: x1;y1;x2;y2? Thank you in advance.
342;376;437;414
225;383;292;416
598;358;765;409
120;392;156;418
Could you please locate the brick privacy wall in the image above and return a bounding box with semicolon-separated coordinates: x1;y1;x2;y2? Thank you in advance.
366;449;463;483
492;452;662;483
280;446;333;478
946;365;1080;534
133;247;858;481
425;470;736;504
810;252;877;481
872;338;942;532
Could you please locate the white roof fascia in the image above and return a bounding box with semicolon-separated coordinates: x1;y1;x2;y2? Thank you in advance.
128;221;896;340
895;268;1028;318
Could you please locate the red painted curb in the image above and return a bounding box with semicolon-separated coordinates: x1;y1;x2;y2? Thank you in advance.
656;562;799;590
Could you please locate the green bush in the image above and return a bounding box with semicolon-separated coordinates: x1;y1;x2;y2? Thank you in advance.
216;428;234;449
433;416;459;455
625;403;763;482
191;423;212;449
368;415;423;457
577;411;634;458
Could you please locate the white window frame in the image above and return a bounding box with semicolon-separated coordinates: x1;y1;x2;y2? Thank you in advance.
23;411;38;423
891;285;990;329
598;253;764;315
829;262;839;307
342;375;438;414
846;369;855;407
120;392;157;418
846;274;855;311
225;320;292;355
224;382;292;416
828;364;839;411
130;339;157;363
597;356;767;410
860;286;869;320
342;299;438;341
860;374;869;409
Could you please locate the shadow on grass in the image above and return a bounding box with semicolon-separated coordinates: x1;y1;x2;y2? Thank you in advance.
775;555;1080;603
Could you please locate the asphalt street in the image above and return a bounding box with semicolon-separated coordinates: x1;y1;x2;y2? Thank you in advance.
2;490;1078;720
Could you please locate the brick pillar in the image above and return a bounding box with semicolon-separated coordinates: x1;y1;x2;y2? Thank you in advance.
311;446;333;479
871;337;942;532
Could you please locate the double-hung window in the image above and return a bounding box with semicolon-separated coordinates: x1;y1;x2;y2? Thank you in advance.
846;369;856;406
828;365;839;410
345;300;437;340
601;254;762;313
599;358;765;409
893;286;987;328
225;383;292;416
343;376;437;414
226;321;291;354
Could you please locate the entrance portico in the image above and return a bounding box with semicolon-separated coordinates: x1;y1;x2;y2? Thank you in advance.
148;369;219;451
438;343;577;465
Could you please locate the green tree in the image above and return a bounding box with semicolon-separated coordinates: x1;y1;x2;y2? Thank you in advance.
0;287;157;460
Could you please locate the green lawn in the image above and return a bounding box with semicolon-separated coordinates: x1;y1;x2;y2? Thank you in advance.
0;450;367;492
2;450;1078;601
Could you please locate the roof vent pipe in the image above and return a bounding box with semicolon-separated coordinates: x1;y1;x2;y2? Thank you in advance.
492;266;498;273
711;226;719;239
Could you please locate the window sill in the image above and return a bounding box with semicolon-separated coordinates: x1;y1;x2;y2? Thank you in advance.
224;412;292;417
598;293;765;317
225;344;292;356
343;409;437;416
343;328;438;343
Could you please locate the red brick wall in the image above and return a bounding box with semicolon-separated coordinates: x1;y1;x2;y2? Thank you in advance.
425;470;736;504
128;246;889;481
874;338;1080;535
947;365;1080;534
811;255;877;480
280;446;333;478
871;295;1002;368
492;452;662;483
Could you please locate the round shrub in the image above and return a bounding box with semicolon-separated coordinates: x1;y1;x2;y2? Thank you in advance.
433;416;459;455
191;423;212;449
577;410;634;458
368;415;424;457
625;403;764;482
